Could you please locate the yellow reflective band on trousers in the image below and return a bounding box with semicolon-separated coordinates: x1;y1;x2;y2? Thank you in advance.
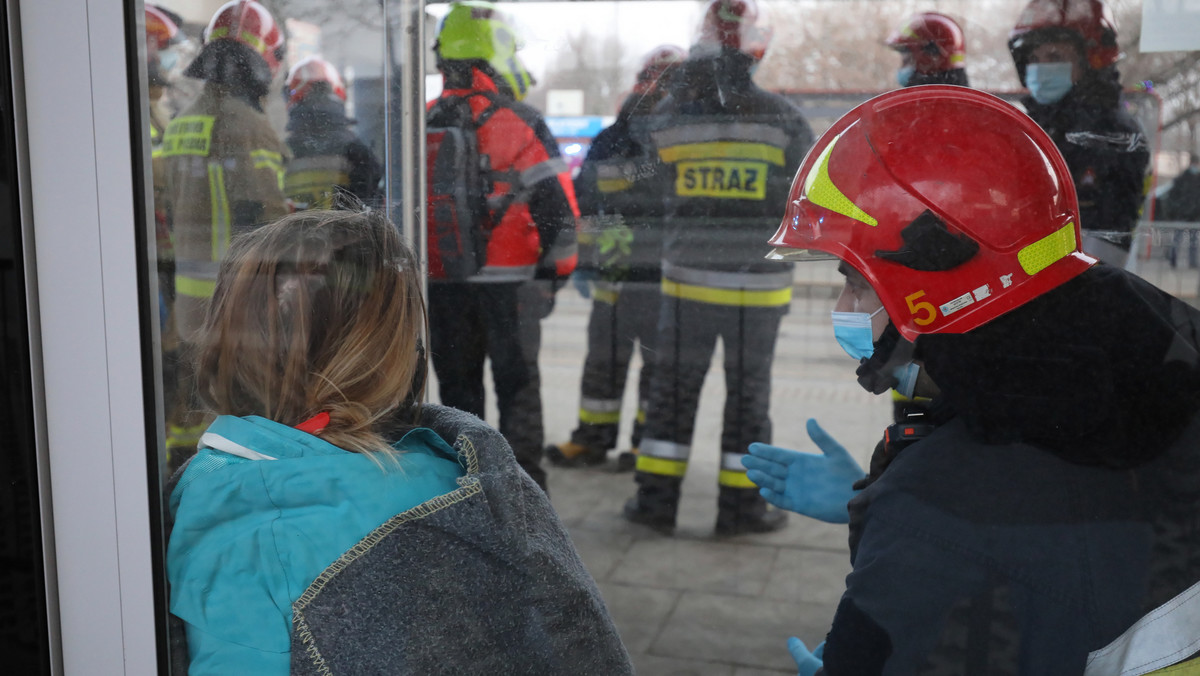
579;408;622;425
1018;222;1077;276
208;163;231;261
803;133;878;227
662;278;792;307
718;469;757;489
636;455;687;477
659;141;785;166
176;275;217;299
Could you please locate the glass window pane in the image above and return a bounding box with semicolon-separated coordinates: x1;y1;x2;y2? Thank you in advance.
134;1;1200;673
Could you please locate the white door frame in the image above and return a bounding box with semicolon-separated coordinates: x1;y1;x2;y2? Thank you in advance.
17;0;158;672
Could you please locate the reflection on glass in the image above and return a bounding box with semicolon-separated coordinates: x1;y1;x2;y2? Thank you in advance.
135;0;1200;673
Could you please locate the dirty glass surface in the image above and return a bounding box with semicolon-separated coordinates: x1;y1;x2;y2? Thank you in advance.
134;0;1200;673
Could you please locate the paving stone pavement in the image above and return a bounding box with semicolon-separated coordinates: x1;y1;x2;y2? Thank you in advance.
538;274;888;675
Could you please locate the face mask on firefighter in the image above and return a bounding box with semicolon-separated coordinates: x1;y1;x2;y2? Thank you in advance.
1025;62;1075;105
831;307;885;361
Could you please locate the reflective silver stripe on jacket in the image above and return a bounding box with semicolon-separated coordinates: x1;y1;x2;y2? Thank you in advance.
1084;580;1200;676
466;264;536;283
198;432;277;461
520;157;569;186
651;122;790;150
663;261;793;290
595;161;640;179
720;452;748;472
581;397;622;414
546;239;578;262
640;438;691;461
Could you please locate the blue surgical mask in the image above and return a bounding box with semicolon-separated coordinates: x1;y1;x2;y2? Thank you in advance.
892;362;921;398
1025;62;1075;105
897;66;915;88
831;307;884;361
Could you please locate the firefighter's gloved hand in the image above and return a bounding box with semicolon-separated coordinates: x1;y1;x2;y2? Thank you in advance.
788;637;824;676
572;268;597;298
741;419;863;524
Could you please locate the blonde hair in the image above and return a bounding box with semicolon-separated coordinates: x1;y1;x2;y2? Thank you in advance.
196;208;426;457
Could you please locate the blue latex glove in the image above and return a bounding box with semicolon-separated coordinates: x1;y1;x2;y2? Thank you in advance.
789;637;824;676
572;268;597;298
741;419;864;524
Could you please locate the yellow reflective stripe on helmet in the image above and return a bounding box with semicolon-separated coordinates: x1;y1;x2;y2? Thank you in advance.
718;469;757;489
208;163;231;261
176;275;217;299
662;278;792;307
659;141;785;166
636;455;688;477
579;408;622;425
208;26;266;53
803;133;878;227
1018;222;1076;276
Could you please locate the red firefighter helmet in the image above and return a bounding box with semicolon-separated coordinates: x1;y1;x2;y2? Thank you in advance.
696;0;772;62
632;45;685;95
886;12;966;74
146;6;182;52
204;0;285;77
285;56;347;108
1008;0;1119;83
769;86;1094;340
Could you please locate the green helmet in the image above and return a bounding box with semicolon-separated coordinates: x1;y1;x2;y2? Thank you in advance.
436;1;535;100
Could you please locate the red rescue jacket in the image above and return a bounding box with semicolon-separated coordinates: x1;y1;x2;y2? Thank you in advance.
429;68;579;282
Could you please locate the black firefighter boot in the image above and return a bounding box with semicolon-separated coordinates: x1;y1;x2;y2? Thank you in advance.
623;472;682;534
716;485;788;536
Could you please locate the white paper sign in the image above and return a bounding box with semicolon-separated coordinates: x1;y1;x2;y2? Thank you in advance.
1141;0;1200;52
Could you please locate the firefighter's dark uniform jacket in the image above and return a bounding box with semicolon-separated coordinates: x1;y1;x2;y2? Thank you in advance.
429;67;578;282
818;266;1200;675
1022;70;1150;249
161;82;288;340
644;50;814;294
574;93;669;284
567;93;669;451
284;97;383;210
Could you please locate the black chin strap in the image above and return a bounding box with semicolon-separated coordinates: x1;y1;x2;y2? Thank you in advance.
855;323;915;395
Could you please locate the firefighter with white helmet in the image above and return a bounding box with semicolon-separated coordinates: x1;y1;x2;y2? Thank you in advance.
746;85;1200;674
622;0;815;535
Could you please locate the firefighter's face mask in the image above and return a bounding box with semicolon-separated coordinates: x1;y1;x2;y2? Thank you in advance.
831;307;884;361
